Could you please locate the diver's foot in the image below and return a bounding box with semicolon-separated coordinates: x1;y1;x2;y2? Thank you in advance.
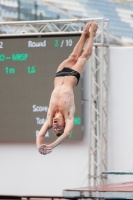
90;22;98;37
82;22;92;38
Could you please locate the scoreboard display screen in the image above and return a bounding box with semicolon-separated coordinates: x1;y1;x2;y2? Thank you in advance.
0;35;82;142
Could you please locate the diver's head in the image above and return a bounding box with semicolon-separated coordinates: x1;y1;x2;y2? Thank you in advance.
53;112;65;137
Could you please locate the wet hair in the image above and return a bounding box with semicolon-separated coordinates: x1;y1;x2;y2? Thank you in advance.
56;132;63;137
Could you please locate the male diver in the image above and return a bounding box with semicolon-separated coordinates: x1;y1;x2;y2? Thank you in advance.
36;22;98;155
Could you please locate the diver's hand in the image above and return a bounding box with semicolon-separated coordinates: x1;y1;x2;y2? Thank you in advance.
38;144;52;155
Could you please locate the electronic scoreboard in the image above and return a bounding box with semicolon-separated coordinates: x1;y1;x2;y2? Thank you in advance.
0;35;82;142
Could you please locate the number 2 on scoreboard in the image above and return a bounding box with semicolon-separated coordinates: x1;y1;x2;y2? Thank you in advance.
0;41;3;48
54;39;59;47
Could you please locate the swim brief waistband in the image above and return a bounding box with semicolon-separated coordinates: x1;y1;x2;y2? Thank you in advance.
55;67;80;86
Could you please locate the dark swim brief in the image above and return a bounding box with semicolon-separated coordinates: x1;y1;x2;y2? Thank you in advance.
55;67;80;86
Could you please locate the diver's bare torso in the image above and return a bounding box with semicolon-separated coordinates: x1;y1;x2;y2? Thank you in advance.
48;76;77;124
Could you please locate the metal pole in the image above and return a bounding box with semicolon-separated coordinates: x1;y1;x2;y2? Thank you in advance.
34;1;38;20
18;0;20;21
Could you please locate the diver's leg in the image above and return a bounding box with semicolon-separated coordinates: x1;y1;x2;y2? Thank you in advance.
72;22;98;74
56;22;92;72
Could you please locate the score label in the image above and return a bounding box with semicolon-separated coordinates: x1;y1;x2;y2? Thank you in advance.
32;105;48;112
28;40;46;48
